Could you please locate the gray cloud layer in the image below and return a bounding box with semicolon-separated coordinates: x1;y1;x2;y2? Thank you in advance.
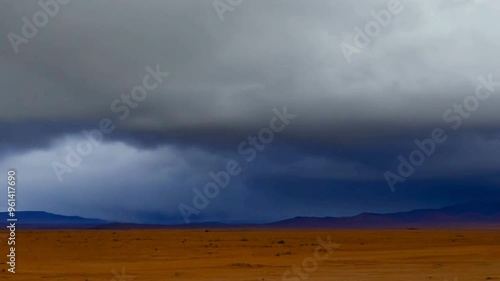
2;0;499;143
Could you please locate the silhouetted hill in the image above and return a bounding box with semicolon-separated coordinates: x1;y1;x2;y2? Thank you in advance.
0;211;108;229
266;201;500;229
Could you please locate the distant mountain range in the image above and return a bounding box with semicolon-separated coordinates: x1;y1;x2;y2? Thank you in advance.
2;201;499;230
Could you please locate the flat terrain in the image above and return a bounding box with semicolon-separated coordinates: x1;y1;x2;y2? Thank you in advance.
1;229;499;280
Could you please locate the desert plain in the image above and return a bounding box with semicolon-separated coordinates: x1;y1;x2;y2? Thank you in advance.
1;229;499;281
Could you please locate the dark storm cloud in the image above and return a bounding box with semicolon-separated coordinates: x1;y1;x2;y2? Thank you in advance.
1;0;500;222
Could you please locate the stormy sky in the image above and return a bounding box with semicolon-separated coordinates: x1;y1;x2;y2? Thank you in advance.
1;0;499;224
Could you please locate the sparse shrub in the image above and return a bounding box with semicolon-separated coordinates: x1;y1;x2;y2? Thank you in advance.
231;263;255;268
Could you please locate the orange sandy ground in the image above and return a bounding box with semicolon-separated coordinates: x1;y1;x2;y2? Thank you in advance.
1;229;499;280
